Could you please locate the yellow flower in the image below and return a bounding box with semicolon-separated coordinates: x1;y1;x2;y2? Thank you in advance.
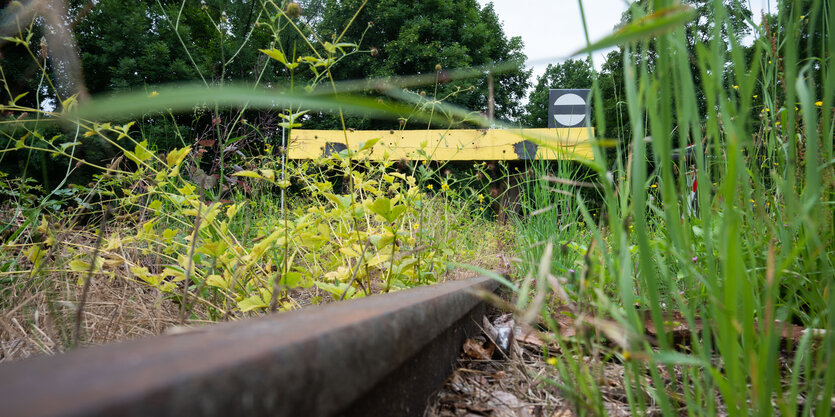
651;184;658;188
753;94;758;99
426;184;433;190
441;182;450;191
732;85;739;90
815;101;823;107
478;193;484;203
149;91;159;97
413;223;420;230
546;357;557;366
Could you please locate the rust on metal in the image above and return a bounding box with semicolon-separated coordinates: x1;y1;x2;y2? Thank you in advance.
0;276;498;417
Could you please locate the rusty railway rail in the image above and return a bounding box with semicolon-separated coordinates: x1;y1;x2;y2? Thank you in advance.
0;276;498;417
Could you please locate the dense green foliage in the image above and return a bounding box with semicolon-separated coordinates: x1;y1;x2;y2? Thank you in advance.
311;0;531;129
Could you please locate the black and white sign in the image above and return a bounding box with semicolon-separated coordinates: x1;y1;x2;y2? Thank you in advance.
548;89;590;128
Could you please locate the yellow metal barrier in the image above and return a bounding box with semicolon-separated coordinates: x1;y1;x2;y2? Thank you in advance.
287;128;594;161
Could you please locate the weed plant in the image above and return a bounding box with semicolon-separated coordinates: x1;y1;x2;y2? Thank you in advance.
1;1;832;415
0;0;506;357
499;1;835;416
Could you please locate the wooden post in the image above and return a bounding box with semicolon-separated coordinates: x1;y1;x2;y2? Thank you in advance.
487;72;494;123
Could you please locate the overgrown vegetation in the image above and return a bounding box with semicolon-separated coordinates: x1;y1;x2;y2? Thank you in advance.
505;0;835;415
0;0;509;358
1;0;834;416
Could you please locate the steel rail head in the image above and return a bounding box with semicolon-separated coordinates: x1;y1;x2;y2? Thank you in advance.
0;276;498;417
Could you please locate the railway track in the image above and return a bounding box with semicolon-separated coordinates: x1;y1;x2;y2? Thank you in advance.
0;276;498;417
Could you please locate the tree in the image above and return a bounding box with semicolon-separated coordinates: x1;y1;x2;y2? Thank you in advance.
523;58;594;127
311;0;531;129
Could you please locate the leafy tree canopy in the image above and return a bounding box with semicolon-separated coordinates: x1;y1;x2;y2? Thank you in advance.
312;0;531;129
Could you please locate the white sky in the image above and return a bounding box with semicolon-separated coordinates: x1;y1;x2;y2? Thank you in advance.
478;0;779;83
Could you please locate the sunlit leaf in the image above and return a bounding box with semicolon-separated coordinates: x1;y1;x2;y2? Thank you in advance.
259;48;288;65
573;5;696;55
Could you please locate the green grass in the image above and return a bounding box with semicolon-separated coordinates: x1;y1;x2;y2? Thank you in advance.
503;1;835;416
1;1;833;414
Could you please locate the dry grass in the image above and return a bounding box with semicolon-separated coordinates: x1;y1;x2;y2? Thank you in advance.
0;213;513;364
1;269;182;363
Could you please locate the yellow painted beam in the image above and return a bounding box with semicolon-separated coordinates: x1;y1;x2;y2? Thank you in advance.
287;128;594;161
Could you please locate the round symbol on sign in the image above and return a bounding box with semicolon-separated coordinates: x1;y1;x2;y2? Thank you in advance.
553;93;586;127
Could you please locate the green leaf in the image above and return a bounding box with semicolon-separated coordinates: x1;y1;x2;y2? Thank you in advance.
232;170;263;179
573;5;696;55
280;272;303;288
125;140;153;164
166;147;191;168
237;294;268;312
206;274;229;290
1;36;24;45
369;197;391;218
69;259;90;272
60;141;81;152
652;352;708;367
12;92;27;104
369;197;407;223
359;137;381;151
259;169;275;181
323;193;351;209
259;48;288;65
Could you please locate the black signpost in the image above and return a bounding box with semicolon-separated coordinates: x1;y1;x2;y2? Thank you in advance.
548;89;591;128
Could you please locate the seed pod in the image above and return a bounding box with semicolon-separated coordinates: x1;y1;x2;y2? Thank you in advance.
370;47;379;57
434;63;442;72
285;2;302;19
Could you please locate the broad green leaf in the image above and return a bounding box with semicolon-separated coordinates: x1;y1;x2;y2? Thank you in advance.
72;83;438;126
280;272;303;288
237;294;268;312
166;147;191;168
206;274;229;290
130;266;150;278
359;137;381;151
260;169;275;181
125;140;153;164
573;5;696;55
339;245;361;257
232;170;263;180
69;259;90;272
259;48;288;65
369;197;391;218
